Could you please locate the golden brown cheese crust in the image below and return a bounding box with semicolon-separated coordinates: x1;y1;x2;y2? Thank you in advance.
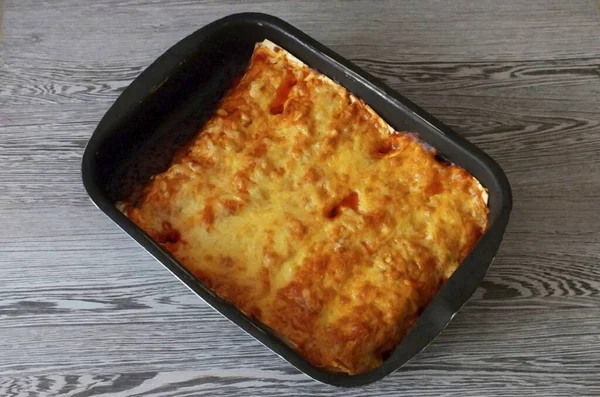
121;41;489;375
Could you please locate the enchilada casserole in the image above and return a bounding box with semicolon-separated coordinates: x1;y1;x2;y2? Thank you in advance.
119;40;489;374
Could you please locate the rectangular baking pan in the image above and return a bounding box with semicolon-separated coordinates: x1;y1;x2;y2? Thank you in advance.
81;13;512;386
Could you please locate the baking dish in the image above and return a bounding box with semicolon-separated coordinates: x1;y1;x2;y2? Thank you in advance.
81;13;512;386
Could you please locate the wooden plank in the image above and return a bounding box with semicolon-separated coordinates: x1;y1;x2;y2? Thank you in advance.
3;0;600;64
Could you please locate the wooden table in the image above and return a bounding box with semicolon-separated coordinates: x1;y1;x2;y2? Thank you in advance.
1;1;599;395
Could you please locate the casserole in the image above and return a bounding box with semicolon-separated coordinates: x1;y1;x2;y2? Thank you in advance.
82;13;511;386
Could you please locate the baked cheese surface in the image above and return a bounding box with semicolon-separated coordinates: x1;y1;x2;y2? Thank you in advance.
122;40;489;374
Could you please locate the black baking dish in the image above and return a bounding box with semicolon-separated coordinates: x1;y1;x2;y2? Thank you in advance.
81;13;512;387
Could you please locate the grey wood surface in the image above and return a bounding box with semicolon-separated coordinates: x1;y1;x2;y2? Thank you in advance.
1;0;600;395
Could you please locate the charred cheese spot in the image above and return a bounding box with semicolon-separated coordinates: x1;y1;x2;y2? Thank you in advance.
155;221;180;244
270;69;297;115
120;40;489;375
325;191;360;219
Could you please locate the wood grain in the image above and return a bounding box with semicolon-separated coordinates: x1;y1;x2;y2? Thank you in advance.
1;0;600;395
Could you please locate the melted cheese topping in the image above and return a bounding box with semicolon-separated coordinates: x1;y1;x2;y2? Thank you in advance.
121;40;489;375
